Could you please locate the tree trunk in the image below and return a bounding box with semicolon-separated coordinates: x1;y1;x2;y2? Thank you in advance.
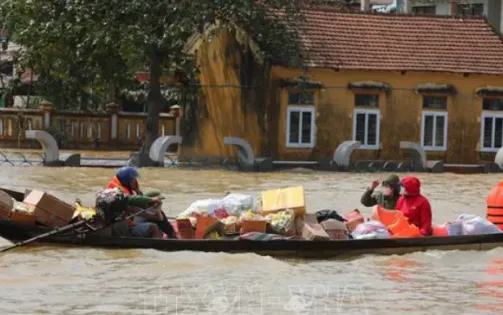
140;49;163;154
79;91;88;111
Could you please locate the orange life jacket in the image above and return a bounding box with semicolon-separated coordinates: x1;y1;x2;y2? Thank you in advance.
371;205;421;238
106;176;136;195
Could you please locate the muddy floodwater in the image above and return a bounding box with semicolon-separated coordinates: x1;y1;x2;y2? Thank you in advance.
1;166;503;315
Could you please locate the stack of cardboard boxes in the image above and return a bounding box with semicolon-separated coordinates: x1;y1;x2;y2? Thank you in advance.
0;189;76;228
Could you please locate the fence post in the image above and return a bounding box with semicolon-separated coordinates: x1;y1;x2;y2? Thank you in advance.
170;105;182;154
39;100;53;128
106;102;120;141
170;105;182;136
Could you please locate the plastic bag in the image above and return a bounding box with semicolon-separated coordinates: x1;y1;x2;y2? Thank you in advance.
351;220;390;240
266;210;295;234
222;193;257;215
221;215;240;233
239;210;266;222
315;209;346;223
239;232;292;241
445;221;463;236
13;200;30;212
178;199;224;218
457;214;502;235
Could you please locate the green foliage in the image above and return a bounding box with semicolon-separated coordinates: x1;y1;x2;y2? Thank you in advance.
0;0;304;149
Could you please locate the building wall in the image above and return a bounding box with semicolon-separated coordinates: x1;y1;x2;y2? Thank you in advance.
410;0;501;33
180;26;270;158
270;66;503;164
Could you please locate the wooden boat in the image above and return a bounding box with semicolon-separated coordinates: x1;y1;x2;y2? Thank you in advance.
2;218;503;258
1;188;503;258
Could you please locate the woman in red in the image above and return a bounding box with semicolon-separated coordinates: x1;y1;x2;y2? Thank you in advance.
395;176;433;236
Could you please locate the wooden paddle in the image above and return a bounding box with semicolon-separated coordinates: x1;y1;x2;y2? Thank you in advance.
0;207;151;253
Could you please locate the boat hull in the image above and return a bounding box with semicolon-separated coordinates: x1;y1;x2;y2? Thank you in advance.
1;218;503;258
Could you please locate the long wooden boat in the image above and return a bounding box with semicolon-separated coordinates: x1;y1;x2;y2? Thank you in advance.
1;188;503;258
1;218;503;258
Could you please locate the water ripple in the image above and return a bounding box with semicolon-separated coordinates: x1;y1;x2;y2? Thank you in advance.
1;168;503;314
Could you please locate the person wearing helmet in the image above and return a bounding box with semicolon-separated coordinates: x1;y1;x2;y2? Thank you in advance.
107;166;147;195
106;166;175;238
361;174;401;209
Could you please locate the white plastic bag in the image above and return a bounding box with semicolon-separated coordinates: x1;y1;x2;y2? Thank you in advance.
445;221;463;236
351;220;390;240
457;214;502;235
178;199;224;218
221;193;257;215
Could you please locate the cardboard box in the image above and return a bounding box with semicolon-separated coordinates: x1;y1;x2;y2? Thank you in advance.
9;210;36;225
195;216;218;239
301;214;330;240
240;220;267;235
294;216;305;236
260;186;306;217
22;190;76;228
175;219;195;239
0;190;13;218
321;219;349;240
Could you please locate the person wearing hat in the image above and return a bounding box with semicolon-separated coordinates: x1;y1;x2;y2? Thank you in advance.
106;166;175;238
360;174;401;209
107;166;161;197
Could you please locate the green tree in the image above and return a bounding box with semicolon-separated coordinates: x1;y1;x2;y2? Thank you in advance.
0;0;303;153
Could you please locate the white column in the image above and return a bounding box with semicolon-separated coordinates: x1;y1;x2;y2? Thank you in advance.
361;0;370;11
43;112;50;128
402;0;411;13
111;113;118;139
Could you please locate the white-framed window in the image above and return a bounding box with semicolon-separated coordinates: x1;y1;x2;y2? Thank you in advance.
285;91;316;148
421;111;448;150
353;94;380;149
480;98;503;152
420;96;448;151
286;106;315;148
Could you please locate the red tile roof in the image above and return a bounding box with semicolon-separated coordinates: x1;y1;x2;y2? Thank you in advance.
293;10;503;75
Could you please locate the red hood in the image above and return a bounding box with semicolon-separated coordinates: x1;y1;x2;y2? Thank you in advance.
401;176;421;196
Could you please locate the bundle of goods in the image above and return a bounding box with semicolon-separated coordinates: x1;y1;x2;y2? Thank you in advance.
431;214;502;236
350;205;503;238
351;220;390;240
176;186;316;240
175;186;370;241
0;189;76;228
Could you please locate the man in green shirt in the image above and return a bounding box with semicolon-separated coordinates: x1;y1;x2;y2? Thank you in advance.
95;188;163;238
360;174;401;209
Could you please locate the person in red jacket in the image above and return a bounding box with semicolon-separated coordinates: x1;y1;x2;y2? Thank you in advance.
395;176;433;236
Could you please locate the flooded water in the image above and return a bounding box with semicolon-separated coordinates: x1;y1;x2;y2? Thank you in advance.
1;167;503;314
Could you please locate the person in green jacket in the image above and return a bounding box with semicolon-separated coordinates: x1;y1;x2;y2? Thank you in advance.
95;188;164;238
360;174;401;209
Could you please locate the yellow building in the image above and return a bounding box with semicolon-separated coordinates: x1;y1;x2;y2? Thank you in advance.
182;9;503;165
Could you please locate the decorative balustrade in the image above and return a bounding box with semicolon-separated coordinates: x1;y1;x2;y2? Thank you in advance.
0;102;181;151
